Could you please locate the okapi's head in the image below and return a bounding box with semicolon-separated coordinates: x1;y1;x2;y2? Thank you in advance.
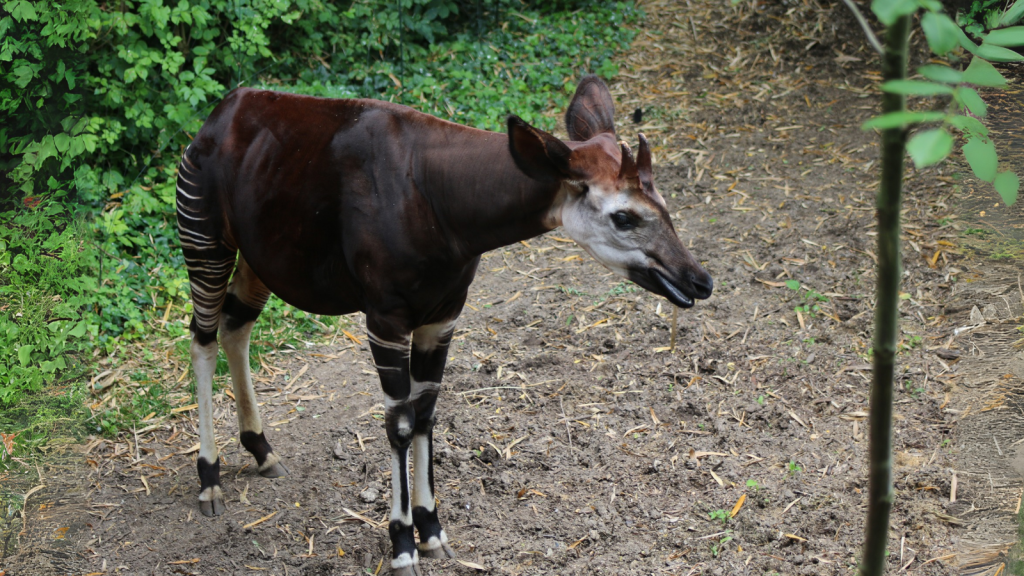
507;75;713;308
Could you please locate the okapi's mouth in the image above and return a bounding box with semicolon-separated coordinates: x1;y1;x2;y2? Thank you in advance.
629;267;713;309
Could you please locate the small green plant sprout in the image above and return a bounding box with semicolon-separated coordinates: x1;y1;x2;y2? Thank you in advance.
708;509;730;525
756;394;766;405
607;282;639;297
746;479;761;491
787;460;803;476
904;379;926;398
710;531;733;557
898;334;924;352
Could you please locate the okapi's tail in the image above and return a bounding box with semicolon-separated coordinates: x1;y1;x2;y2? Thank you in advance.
176;144;236;344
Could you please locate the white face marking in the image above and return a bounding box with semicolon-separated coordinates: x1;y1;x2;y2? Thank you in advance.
558;184;662;278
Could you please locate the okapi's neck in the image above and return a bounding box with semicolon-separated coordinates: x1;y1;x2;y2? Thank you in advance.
420;128;565;258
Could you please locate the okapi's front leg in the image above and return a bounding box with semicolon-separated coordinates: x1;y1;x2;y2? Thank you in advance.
367;322;420;576
410;321;458;560
220;257;288;478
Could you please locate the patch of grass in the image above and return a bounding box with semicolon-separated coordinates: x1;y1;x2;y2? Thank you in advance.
1007;504;1024;575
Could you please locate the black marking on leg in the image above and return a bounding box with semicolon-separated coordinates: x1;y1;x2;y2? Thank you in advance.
197;456;225;516
240;430;272;466
222;293;261;332
239;430;288;477
197;456;220;490
396;441;412;518
389;519;418;565
410;338;451;384
190;318;218;346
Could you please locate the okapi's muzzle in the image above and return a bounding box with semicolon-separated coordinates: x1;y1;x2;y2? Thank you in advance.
630;261;713;309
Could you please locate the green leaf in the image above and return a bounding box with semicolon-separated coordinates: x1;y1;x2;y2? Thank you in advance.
994;171;1020;205
10;1;38;22
918;64;963;84
962;137;998;181
880;80;954;95
956;86;988;116
861;110;945;130
18;345;33;367
13;63;35;88
948;114;988;138
54;133;70;153
962;57;1008;87
921;12;961;55
68;321;87;339
785;280;800;290
1000;2;1024;26
907;129;953;168
871;0;917;26
975;43;1024;62
983;26;1024;46
36;135;58;165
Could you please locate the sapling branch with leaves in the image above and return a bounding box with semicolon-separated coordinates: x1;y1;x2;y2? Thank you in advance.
849;1;1024;575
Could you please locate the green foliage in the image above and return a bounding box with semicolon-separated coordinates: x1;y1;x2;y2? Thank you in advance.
708;509;729;525
864;0;1021;205
0;197;93;404
0;0;641;420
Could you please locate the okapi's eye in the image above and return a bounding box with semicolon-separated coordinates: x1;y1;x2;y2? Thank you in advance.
611;211;637;230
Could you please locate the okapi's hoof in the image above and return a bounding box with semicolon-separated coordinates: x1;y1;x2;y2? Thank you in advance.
420;542;456;559
391;565;422;576
199;498;226;517
258;460;289;478
198;486;226;517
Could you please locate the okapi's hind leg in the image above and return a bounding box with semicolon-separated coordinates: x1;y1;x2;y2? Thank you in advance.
177;146;236;517
220;257;288;478
410;321;458;560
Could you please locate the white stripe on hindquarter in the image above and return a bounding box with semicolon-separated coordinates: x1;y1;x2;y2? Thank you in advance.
176;183;200;198
367;331;412;352
176;210;209;222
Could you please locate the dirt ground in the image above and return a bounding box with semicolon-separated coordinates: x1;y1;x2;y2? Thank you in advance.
3;1;1023;575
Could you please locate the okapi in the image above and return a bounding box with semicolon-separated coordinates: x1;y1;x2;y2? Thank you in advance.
176;75;712;575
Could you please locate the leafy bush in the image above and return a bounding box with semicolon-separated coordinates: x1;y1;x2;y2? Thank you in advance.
0;0;640;411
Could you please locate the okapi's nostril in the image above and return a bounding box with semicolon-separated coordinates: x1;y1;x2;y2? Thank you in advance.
689;271;714;298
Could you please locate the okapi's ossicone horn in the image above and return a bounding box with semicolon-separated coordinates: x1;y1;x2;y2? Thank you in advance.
618;142;638;181
637;133;654;194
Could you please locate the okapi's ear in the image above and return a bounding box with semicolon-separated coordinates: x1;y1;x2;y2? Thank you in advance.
565;75;616;142
507;115;573;183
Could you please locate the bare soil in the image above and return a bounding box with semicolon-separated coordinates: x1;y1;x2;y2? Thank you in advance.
4;1;1022;575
